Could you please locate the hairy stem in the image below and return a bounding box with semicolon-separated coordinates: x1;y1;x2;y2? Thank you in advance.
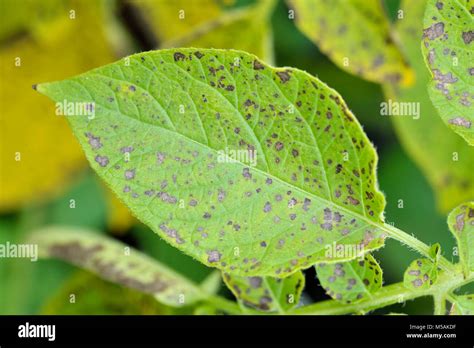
381;223;455;272
290;269;473;315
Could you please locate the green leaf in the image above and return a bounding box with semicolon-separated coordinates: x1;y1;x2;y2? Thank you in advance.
422;0;474;145
383;0;474;213
315;253;382;303
36;48;387;277
28;226;206;307
288;0;413;85
223;271;304;312
403;258;438;290
450;294;474;315
447;201;474;276
429;242;442;264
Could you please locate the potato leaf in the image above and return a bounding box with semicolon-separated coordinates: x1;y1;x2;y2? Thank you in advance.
422;0;474;145
37;48;387;277
403;258;438;290
384;0;474;213
288;0;413;85
316;254;382;303
447;201;474;277
29;226;206;307
450;294;474;315
223;271;304;312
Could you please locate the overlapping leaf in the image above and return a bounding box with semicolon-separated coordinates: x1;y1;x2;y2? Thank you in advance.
37;48;388;277
384;0;474;213
422;0;474;145
223;271;304;312
29;226;206;307
316;254;382;303
288;0;413;85
447;201;474;276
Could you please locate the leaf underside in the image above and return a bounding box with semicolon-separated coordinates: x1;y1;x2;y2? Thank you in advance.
422;0;474;145
37;48;387;277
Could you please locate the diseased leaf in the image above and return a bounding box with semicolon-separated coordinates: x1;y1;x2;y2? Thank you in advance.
450;294;474;315
37;48;387;277
316;254;382;303
288;0;413;85
383;0;474;213
447;201;474;276
29;226;206;307
223;271;304;312
403;258;438;290
422;0;474;145
0;0;115;211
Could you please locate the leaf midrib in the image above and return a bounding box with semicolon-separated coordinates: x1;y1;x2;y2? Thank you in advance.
66;71;385;237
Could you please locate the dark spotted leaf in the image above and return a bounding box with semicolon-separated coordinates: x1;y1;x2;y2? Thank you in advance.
450;294;474;314
447;201;474;276
288;0;413;85
222;271;304;312
315;254;382;303
384;0;474;213
36;48;387;277
422;0;474;145
29;226;206;307
403;258;438;290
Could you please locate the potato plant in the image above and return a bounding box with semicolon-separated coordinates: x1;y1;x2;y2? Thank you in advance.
1;0;473;316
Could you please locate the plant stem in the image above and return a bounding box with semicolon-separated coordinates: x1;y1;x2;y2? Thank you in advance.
381;223;455;272
205;294;243;315
290;270;473;315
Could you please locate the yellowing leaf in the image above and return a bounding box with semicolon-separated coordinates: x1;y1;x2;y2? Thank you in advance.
129;0;222;42
0;0;115;211
289;0;413;85
422;0;474;145
383;0;474;213
162;1;276;62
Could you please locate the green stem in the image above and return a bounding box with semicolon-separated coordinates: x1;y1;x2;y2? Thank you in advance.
205;294;243;315
290;270;473;315
381;223;455;272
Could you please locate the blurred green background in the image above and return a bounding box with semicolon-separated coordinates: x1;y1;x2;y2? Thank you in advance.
0;0;468;315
